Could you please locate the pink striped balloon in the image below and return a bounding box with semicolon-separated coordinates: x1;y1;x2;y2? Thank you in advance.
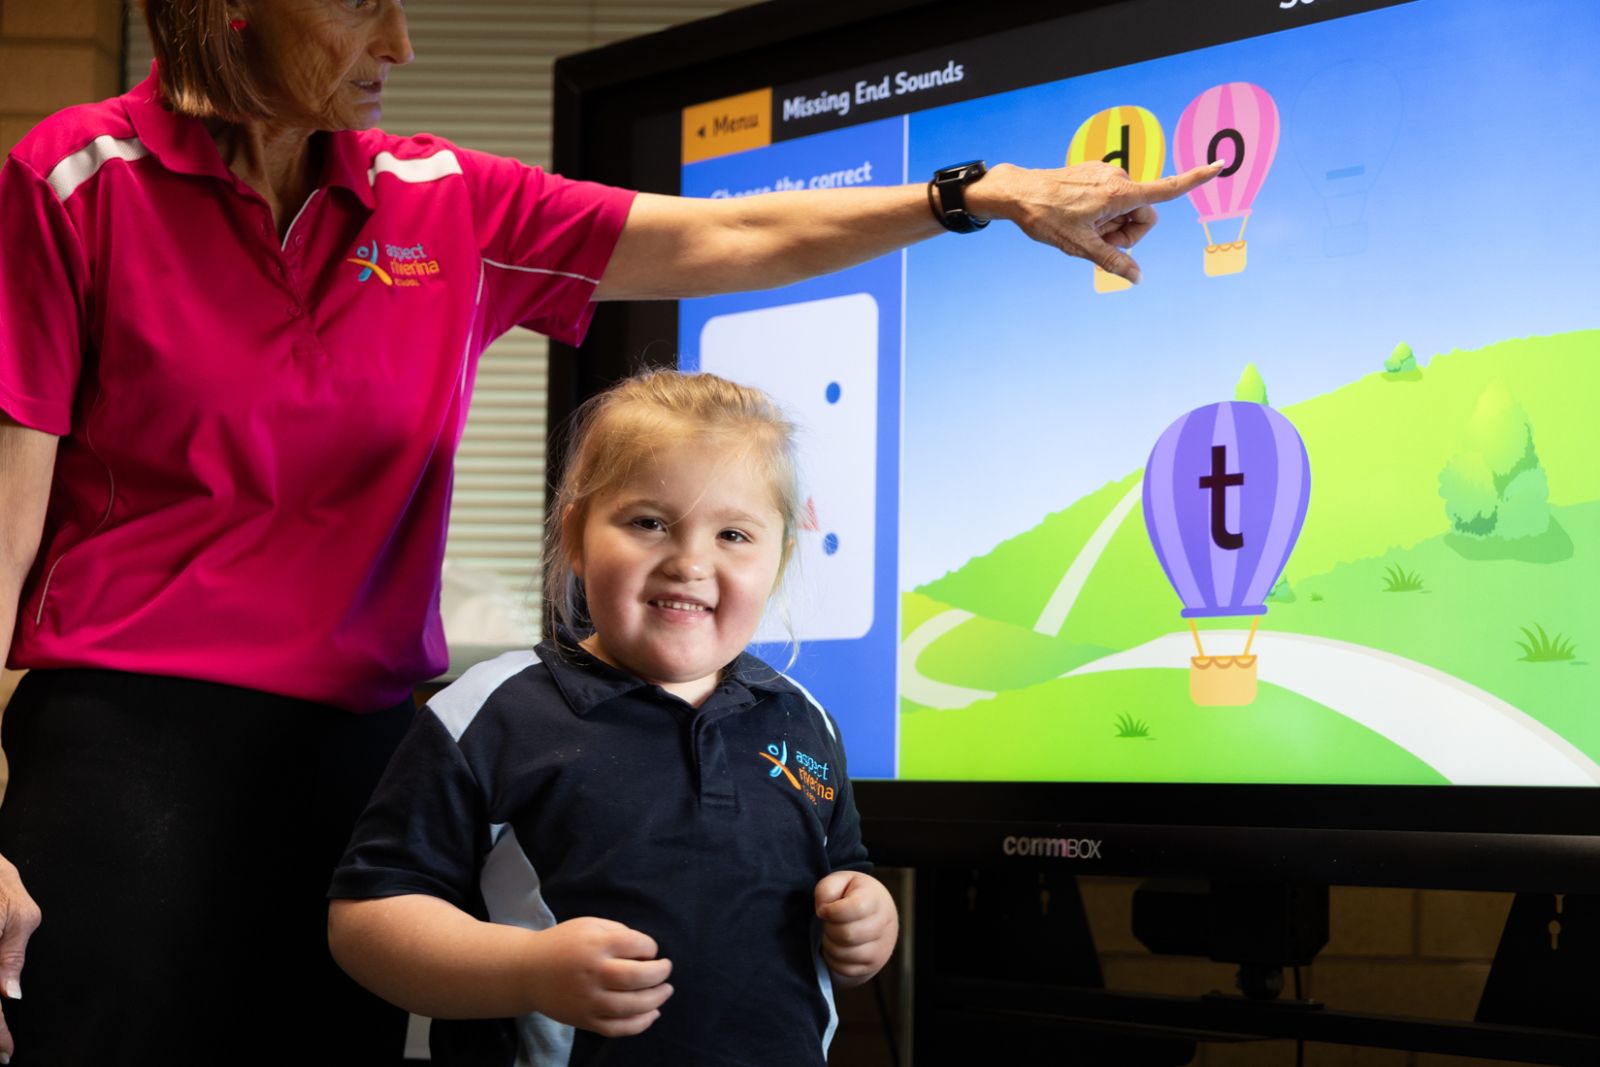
1174;82;1280;222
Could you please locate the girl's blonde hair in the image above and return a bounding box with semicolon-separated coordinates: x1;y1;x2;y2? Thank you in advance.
546;369;802;641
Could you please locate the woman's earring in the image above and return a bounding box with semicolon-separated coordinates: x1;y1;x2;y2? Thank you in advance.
229;17;248;32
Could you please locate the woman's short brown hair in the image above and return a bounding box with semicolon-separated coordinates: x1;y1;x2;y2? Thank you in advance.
141;0;270;121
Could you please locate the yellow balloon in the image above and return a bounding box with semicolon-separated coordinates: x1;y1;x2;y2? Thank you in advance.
1068;106;1166;292
1067;105;1166;182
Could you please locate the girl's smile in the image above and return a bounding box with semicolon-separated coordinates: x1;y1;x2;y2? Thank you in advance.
570;437;788;707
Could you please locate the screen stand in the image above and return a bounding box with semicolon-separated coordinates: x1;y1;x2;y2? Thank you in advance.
1132;880;1328;1007
1477;893;1600;1034
912;868;1196;1064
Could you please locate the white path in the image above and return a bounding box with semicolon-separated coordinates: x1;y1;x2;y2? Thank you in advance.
1065;630;1600;786
1033;482;1143;637
902;482;1142;710
899;608;994;710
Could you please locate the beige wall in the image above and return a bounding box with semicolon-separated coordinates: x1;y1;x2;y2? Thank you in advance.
0;0;122;156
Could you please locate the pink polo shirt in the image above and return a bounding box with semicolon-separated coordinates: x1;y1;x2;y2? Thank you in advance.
0;71;636;710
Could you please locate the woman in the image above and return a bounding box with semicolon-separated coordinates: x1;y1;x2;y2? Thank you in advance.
0;0;1215;1062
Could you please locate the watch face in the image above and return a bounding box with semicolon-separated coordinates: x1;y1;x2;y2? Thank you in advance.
937;161;985;184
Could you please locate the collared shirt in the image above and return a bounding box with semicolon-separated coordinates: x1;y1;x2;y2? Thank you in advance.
330;639;871;1067
0;71;635;709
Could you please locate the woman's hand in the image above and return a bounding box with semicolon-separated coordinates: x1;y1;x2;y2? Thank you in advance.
526;917;674;1037
815;870;898;989
0;854;42;1064
596;160;1221;301
968;160;1225;284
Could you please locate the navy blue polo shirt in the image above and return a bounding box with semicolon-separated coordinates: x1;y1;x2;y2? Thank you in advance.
330;638;870;1066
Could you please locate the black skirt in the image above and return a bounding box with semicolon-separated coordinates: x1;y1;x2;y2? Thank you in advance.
0;668;415;1066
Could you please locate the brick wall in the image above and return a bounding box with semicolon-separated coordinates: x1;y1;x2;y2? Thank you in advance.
0;0;123;156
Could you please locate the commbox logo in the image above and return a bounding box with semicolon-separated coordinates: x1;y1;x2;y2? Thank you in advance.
1001;835;1104;860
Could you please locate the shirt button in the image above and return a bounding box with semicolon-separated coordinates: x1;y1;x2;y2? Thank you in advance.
287;304;303;318
294;234;305;245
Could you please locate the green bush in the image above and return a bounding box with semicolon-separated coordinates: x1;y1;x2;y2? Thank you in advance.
1235;363;1269;405
1465;382;1534;481
1439;453;1499;536
1437;382;1550;540
1497;468;1551;540
1384;342;1417;374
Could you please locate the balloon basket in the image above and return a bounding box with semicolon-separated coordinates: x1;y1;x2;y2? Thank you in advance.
1203;241;1248;276
1094;266;1133;293
1189;654;1258;707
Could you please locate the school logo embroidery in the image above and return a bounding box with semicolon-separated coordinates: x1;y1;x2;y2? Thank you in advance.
346;235;442;288
346;238;393;286
760;741;834;805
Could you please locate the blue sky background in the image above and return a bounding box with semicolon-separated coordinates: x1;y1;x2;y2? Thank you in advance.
901;0;1600;585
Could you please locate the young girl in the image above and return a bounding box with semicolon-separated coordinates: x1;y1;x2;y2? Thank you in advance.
328;369;898;1066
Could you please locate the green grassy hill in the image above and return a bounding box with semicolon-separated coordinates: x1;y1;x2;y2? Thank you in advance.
916;472;1139;628
899;670;1450;784
902;331;1599;758
914;331;1599;653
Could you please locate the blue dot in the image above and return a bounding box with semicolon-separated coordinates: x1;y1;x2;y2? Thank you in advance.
823;533;839;555
825;382;842;404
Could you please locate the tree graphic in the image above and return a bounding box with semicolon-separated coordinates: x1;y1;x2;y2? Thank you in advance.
1438;382;1550;540
1234;363;1269;405
1384;342;1417;374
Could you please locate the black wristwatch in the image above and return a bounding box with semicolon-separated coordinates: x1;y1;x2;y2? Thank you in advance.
928;160;990;234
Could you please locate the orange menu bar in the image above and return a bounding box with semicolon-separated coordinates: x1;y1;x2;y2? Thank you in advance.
681;88;772;165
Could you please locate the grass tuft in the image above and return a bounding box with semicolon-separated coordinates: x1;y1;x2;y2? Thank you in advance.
1516;624;1577;663
1382;564;1425;593
1114;712;1152;739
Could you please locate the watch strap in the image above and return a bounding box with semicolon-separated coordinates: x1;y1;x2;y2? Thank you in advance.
929;160;990;234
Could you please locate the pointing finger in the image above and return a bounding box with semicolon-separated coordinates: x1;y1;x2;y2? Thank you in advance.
1115;161;1223;210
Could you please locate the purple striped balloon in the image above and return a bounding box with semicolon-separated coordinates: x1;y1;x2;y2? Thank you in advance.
1143;402;1309;618
1174;82;1280;222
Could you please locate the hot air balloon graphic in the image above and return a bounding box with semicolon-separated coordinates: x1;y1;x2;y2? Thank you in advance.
1290;61;1403;257
1174;83;1280;277
1143;401;1309;706
1067;105;1166;293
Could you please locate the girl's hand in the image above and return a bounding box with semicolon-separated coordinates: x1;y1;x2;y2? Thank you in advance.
528;917;673;1037
814;871;898;987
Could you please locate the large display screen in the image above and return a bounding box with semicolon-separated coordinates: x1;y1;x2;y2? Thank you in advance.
673;0;1599;788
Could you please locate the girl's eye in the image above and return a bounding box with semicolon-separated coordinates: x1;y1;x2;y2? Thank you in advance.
630;517;666;532
719;529;751;544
